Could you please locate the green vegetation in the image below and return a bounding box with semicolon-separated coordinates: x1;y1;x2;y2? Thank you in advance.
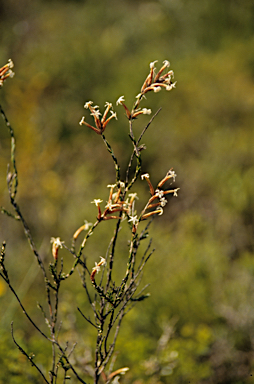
1;1;254;383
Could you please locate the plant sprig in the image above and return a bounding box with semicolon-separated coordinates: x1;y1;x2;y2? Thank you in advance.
1;59;178;384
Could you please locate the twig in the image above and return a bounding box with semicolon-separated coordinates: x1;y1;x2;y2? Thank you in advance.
77;307;99;329
11;322;50;384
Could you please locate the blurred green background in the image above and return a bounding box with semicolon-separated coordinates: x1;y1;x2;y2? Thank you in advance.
1;0;254;383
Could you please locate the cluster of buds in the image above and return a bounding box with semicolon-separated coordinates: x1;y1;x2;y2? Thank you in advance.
91;181;126;221
0;59;14;87
79;61;176;130
91;182;141;225
90;170;179;234
79;101;117;135
116;60;176;119
50;237;64;260
90;256;106;281
139;60;176;95
126;170;179;234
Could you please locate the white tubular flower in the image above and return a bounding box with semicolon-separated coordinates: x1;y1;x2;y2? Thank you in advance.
51;237;63;248
91;199;103;206
155;189;164;198
110;110;118;120
112;192;119;201
83;220;92;230
168;169;177;182
79;116;85;125
129;193;138;210
153;86;161;93
73;220;92;239
166;82;177;91
8;59;14;69
173;188;180;197
107;184;116;189
91;110;101;119
99;256;106;266
128;215;138;225
141;173;150;180
166;84;173;91
105;101;112;108
163;60;170;67
150;60;158;69
160;197;168;207
105;201;113;210
91;257;106;280
128;193;138;200
142;108;152;115
165;70;174;79
119;181;125;188
156;207;164;216
116;96;125;105
50;237;64;260
92;256;106;272
164;77;172;85
84;101;93;109
92;262;101;274
169;70;174;78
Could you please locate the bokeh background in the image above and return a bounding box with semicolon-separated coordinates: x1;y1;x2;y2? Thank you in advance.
1;0;254;383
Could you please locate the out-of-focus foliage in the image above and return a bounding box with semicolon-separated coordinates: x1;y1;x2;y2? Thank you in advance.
1;0;254;383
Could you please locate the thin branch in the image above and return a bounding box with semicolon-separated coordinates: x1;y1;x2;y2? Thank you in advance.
136;107;162;146
101;133;120;182
0;104;53;322
11;322;50;384
0;103;18;198
3;275;51;341
52;339;88;384
77;307;99;329
105;215;123;291
98;307;125;376
125;108;162;190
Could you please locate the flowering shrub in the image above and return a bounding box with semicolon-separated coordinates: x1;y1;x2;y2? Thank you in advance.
0;59;178;384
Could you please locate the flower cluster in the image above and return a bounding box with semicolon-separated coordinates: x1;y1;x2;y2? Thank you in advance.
89;169;179;236
116;60;176;120
139;169;179;219
79;61;176;133
126;170;179;233
91;181;130;221
139;60;176;95
0;59;14;87
79;101;117;135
